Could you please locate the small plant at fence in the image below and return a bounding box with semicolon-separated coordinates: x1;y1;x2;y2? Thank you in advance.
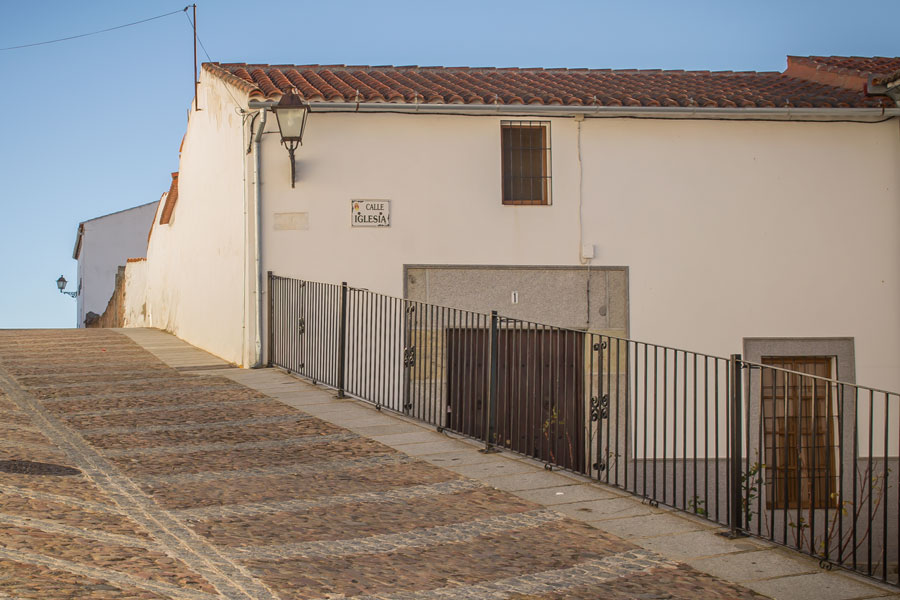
785;461;890;571
541;406;577;468
688;495;708;517
589;449;622;479
742;459;765;526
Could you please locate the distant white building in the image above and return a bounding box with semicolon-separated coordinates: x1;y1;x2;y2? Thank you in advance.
72;201;158;327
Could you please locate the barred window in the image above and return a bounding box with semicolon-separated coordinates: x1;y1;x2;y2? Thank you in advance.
501;121;551;205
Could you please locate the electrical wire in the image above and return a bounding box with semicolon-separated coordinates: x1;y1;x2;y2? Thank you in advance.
182;10;211;62
575;117;593;327
182;9;244;110
0;7;189;52
576;118;586;265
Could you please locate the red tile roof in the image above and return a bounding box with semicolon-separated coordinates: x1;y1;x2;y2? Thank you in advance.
786;56;900;91
159;172;178;225
204;59;896;109
791;56;900;76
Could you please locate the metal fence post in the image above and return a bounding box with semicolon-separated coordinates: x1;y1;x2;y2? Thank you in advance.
336;281;348;398
729;353;744;537
482;310;500;453
266;271;274;367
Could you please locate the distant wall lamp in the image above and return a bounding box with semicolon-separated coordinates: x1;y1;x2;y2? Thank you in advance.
56;275;77;298
272;90;309;188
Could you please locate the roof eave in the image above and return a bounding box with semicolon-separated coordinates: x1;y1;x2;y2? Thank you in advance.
72;223;84;260
247;100;900;121
202;63;255;106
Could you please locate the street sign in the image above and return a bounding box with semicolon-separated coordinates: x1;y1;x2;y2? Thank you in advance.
351;199;391;227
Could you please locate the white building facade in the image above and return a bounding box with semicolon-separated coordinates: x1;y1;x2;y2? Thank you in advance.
126;58;900;394
72;201;158;328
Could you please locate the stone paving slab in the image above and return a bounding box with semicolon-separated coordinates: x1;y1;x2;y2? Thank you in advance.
636;529;767;560
554;497;662;522
368;431;448;446
686;548;820;583
0;327;892;599
420;449;508;468
480;470;582;492
513;484;621;505
352;423;426;436
442;459;539;479
388;440;477;457
587;510;715;539
744;571;894;600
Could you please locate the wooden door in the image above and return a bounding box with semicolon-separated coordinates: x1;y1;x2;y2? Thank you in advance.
447;327;585;471
446;328;489;439
761;356;837;509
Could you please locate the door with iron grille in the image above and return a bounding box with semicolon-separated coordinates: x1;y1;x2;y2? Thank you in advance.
760;356;838;510
445;328;490;440
446;327;585;471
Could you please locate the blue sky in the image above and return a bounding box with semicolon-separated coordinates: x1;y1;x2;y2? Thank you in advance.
1;0;898;328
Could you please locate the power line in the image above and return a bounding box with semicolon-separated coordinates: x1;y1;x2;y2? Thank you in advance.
183;11;211;62
183;10;245;110
0;7;189;52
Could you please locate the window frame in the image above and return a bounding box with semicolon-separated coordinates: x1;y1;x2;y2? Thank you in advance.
500;120;552;206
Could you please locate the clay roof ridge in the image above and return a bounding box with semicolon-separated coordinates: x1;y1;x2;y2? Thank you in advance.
77;200;160;226
788;55;900;77
205;62;779;76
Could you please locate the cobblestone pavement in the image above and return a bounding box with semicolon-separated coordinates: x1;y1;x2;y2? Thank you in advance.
0;329;765;599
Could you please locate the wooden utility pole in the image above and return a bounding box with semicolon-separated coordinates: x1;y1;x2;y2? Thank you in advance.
192;4;198;112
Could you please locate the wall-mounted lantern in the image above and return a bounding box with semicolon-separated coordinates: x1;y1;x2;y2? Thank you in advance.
272;90;309;188
56;275;77;298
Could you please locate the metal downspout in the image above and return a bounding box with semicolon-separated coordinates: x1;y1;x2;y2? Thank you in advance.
241;116;247;364
253;109;267;367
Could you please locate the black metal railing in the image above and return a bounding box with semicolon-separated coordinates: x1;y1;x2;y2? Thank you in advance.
268;273;899;586
741;361;899;582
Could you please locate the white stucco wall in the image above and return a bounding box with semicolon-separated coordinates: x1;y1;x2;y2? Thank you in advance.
256;111;900;392
74;201;158;327
123;259;148;327
135;75;249;365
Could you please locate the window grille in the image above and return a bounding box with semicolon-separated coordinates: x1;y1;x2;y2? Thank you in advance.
501;121;551;205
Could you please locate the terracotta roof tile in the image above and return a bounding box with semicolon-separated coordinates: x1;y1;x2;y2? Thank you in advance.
786;56;900;91
204;58;898;110
791;56;900;76
159;172;178;225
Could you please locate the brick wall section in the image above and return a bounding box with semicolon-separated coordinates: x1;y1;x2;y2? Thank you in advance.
89;266;126;328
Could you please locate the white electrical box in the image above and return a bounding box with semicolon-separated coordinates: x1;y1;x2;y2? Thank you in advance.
581;244;595;260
